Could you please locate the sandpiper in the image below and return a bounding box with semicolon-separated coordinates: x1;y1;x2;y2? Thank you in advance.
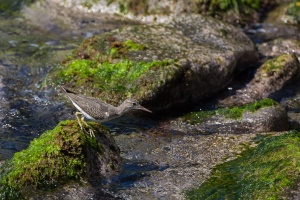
60;86;151;137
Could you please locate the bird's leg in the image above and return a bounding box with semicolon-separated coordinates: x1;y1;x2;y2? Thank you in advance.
75;112;95;137
81;116;95;138
75;112;84;130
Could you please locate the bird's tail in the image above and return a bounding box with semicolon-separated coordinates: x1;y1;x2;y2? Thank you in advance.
57;85;76;94
58;85;67;93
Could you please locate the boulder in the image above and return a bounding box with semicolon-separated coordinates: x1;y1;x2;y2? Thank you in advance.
46;14;258;112
0;120;121;199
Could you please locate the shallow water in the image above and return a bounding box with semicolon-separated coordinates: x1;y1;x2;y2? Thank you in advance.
0;1;138;160
1;1;300;199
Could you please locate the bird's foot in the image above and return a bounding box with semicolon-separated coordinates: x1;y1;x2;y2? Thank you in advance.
81;125;95;138
75;112;95;137
87;128;95;138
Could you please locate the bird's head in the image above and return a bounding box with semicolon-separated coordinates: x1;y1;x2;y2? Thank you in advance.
121;99;152;114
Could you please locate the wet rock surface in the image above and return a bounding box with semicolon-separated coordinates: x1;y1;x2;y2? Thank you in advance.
47;14;258;111
0;0;300;199
220;54;300;106
171;104;289;135
110;130;259;199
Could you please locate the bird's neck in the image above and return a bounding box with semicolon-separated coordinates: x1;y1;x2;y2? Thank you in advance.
116;104;129;116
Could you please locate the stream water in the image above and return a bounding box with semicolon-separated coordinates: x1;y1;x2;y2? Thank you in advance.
0;1;138;160
0;2;164;198
1;1;299;199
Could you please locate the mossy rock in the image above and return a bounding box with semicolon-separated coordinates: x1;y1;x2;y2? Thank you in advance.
177;98;289;134
183;98;279;124
0;120;121;199
186;130;300;199
45;14;258;111
220;53;300;107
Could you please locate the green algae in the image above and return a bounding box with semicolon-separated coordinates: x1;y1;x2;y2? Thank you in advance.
41;27;188;106
261;54;292;75
106;0;149;14
183;98;278;124
0;0;35;14
0;120;105;199
123;39;146;51
47;35;174;103
186;130;300;199
56;58;171;94
286;0;300;24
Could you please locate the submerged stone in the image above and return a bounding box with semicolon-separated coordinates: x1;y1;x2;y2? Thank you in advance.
0;120;121;199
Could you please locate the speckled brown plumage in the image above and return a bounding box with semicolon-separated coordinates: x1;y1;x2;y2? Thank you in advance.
60;86;151;122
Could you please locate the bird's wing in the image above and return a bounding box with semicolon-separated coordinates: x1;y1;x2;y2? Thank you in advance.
66;93;116;120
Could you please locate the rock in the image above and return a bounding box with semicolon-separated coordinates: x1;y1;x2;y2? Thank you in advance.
171;99;289;134
0;120;121;199
220;54;300;106
241;105;289;132
258;38;300;60
112;128;259;199
47;14;258;112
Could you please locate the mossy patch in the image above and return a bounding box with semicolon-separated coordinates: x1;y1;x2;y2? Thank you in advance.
286;0;300;24
197;0;260;24
0;120;105;199
183;98;278;124
106;0;150;15
186;130;300;199
261;54;291;76
55;58;171;96
47;35;176;103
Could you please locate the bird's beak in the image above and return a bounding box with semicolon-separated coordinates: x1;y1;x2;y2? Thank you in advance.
137;105;152;113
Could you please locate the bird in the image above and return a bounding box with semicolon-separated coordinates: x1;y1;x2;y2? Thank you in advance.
60;86;152;137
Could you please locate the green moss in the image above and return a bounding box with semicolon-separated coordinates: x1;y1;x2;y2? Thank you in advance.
197;0;261;24
262;54;291;75
45;33;178;103
183;110;215;124
263;61;283;74
183;98;278;124
106;0;148;14
0;0;35;14
81;1;93;9
199;0;260;13
107;39;146;58
186;130;300;199
123;39;146;51
0;120;104;198
286;0;300;23
109;47;120;58
56;58;172;96
220;28;228;36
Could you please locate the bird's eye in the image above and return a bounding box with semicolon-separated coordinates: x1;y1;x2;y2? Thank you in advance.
132;102;137;106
